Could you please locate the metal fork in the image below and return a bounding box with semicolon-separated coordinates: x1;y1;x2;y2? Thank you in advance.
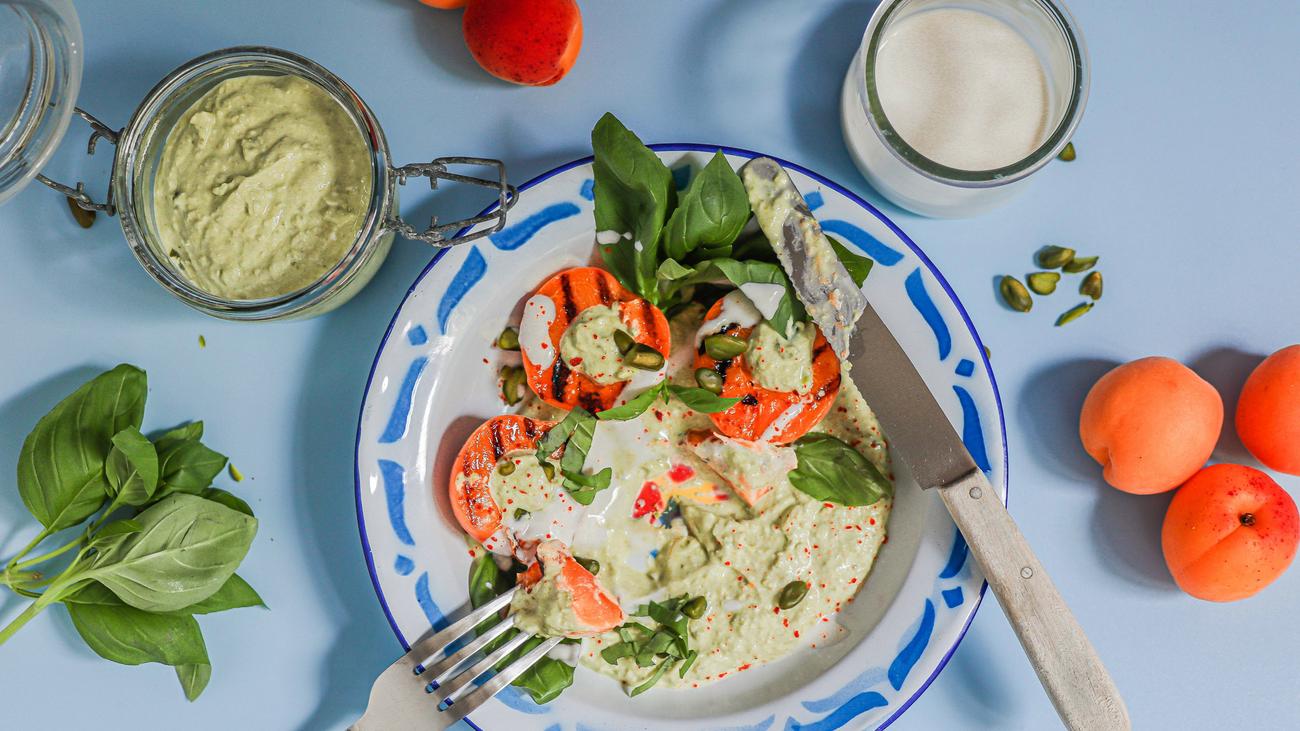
350;586;563;730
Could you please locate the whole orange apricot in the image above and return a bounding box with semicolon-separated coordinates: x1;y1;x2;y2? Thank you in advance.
1162;464;1298;601
462;0;583;86
1079;357;1223;494
1236;345;1300;475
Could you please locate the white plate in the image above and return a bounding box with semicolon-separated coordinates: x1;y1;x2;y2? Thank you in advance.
354;145;1008;731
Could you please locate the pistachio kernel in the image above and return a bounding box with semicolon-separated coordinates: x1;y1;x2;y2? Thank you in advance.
497;460;516;476
682;596;707;619
1026;271;1061;295
1055;302;1094;326
66;197;95;228
613;329;636;355
999;276;1033;312
1057;142;1076;162
1035;245;1076;270
777;580;809;610
1062;255;1098;273
1080;271;1103;300
496;326;520;351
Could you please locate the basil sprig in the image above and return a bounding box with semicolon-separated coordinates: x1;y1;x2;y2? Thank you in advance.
597;382;740;423
0;365;263;701
537;408;614;506
789;433;893;506
600;594;704;695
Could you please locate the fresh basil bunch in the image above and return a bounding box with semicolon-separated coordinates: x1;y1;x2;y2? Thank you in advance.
591;113;875;337
0;365;262;700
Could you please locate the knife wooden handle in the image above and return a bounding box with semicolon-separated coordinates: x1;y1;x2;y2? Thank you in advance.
939;471;1131;731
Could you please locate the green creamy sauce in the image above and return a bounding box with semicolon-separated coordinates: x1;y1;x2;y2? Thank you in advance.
514;304;892;689
746;320;815;394
489;452;559;514
512;566;585;637
559;304;633;384
152;74;372;300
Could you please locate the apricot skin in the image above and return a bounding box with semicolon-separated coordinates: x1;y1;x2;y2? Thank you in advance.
1236;345;1300;475
419;0;468;8
462;0;583;86
1079;357;1223;494
1162;464;1298;602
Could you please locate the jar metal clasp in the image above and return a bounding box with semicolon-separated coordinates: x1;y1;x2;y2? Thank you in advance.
36;107;120;216
388;157;518;248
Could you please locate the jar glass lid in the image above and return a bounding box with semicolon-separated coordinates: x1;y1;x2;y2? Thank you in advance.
0;0;82;204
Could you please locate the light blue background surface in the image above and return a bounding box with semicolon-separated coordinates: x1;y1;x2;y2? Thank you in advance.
1;1;1298;728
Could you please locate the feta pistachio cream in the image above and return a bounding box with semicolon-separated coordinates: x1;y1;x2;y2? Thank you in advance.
152;74;372;300
493;301;892;690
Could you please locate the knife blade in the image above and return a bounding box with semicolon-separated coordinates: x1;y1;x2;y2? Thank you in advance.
739;158;865;359
742;159;1130;731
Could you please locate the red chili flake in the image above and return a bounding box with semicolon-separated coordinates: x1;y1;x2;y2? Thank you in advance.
653;410;664;422
482;358;489;365
723;561;731;566
793;630;800;638
540;342;549;350
849;577;858;584
869;518;876;525
717;672;728;679
823;502;834;509
569;357;583;366
506;499;514;505
667;464;695;482
782;618;789;627
631;482;663;519
773;607;780;614
738;664;751;672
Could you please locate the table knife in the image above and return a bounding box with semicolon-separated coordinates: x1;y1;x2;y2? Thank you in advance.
740;157;1131;731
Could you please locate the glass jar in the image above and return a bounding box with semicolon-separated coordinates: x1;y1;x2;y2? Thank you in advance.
0;0;82;205
840;0;1089;218
39;46;516;320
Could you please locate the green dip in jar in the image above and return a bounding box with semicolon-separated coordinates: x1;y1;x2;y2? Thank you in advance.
152;74;372;300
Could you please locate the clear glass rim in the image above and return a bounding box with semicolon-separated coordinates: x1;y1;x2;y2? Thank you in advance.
0;0;83;205
858;0;1090;188
112;46;393;320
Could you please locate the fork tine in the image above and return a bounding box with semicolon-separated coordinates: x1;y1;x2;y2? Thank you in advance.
422;613;517;688
430;630;532;708
409;586;517;670
441;636;564;725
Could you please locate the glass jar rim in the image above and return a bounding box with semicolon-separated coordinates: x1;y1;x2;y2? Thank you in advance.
858;0;1090;188
112;46;393;320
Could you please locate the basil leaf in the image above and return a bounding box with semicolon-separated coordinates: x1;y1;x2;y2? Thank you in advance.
155;421;204;445
789;434;892;506
535;408;587;463
513;654;575;705
662;151;750;263
203;487;253;517
667;385;741;414
17;365;147;530
826;235;873;288
628;658;677;697
601;641;636;664
468;553;501;609
655;258;695;282
705;258;806;336
154;438;228;499
559;411;599;476
83;494;258;613
93;519;143;543
176;663;212;701
66;592;209;667
562;468;612;505
105;426;159;506
598;383;665;421
592;113;675;302
164;574;265;615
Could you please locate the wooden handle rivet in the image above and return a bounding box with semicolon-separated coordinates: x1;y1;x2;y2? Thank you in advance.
1020;566;1033;579
968;485;983;499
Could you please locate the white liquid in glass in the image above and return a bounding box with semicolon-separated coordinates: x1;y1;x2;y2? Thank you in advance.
874;8;1050;171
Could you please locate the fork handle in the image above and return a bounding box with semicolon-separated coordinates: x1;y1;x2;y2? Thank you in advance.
940;470;1131;731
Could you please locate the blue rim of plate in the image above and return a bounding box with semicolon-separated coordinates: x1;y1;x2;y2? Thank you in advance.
353;143;1010;731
